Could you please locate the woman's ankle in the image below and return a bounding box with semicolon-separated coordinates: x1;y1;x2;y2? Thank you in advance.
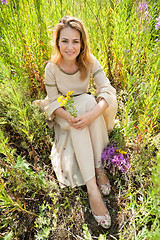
86;177;98;194
96;167;109;186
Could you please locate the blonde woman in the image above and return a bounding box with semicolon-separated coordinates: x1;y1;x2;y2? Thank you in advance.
34;16;117;229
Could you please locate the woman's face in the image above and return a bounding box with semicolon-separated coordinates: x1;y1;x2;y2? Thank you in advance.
58;26;81;63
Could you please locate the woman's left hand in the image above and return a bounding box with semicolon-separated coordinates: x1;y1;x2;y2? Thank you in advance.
70;112;95;130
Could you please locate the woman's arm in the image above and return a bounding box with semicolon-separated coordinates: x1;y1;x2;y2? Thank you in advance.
54;107;79;128
70;99;108;130
54;107;71;121
54;99;108;130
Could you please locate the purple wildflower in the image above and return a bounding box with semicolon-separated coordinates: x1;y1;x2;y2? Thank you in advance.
1;0;8;5
155;15;160;30
139;1;148;12
144;11;151;21
101;143;131;175
115;0;119;5
138;1;151;22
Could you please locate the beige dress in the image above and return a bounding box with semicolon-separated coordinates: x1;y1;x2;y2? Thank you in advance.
34;55;118;188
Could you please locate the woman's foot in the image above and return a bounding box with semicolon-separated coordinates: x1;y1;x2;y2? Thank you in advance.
88;184;107;216
92;210;111;229
86;177;111;228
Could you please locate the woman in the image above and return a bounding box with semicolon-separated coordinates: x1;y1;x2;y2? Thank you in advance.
34;16;117;229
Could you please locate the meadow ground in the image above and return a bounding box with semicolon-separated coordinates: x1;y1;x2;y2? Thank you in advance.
0;0;160;239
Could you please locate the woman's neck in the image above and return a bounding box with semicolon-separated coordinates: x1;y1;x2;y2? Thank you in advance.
58;58;79;73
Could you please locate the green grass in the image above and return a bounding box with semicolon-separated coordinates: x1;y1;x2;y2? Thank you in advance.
0;0;160;239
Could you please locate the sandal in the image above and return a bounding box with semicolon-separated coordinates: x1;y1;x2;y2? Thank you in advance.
99;181;111;196
92;209;111;229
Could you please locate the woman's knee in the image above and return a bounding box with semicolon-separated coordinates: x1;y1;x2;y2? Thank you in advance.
77;94;97;115
85;94;97;111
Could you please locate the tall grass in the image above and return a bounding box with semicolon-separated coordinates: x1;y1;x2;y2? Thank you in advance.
0;0;160;239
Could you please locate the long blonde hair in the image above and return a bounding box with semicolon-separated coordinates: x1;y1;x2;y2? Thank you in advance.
51;16;92;80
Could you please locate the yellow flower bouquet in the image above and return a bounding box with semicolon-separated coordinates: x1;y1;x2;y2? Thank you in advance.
57;91;77;118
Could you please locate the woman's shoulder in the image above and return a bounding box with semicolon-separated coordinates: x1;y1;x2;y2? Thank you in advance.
45;61;58;78
90;54;98;63
45;61;55;71
90;54;102;72
44;61;57;83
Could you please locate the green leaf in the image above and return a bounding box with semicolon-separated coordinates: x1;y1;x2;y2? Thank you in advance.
4;231;13;240
98;234;106;240
83;224;92;240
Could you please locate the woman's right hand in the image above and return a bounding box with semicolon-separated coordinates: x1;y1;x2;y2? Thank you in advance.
66;113;79;128
54;108;79;128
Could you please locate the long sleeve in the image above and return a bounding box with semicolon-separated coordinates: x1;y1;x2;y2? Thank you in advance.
91;55;118;131
44;62;62;119
33;62;61;121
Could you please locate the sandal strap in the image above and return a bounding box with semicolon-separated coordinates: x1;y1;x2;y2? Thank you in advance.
99;182;111;195
92;211;111;229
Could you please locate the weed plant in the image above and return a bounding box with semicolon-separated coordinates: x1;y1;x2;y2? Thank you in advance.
0;0;160;239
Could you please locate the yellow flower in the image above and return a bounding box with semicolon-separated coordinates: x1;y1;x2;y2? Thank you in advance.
60;99;67;106
57;95;64;103
57;91;77;117
120;150;127;155
116;148;127;155
66;91;74;96
65;95;71;100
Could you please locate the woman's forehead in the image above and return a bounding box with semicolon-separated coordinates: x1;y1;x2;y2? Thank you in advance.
60;27;80;39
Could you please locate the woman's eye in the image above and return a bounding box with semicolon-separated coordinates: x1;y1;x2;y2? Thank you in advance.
62;40;68;43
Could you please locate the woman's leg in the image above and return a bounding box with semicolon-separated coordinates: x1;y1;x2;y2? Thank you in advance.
86;176;107;216
73;94;111;190
88;115;110;187
70;126;95;183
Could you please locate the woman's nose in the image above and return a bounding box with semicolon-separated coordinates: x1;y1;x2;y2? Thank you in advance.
67;42;73;49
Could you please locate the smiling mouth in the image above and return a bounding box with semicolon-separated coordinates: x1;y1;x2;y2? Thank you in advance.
66;52;75;55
